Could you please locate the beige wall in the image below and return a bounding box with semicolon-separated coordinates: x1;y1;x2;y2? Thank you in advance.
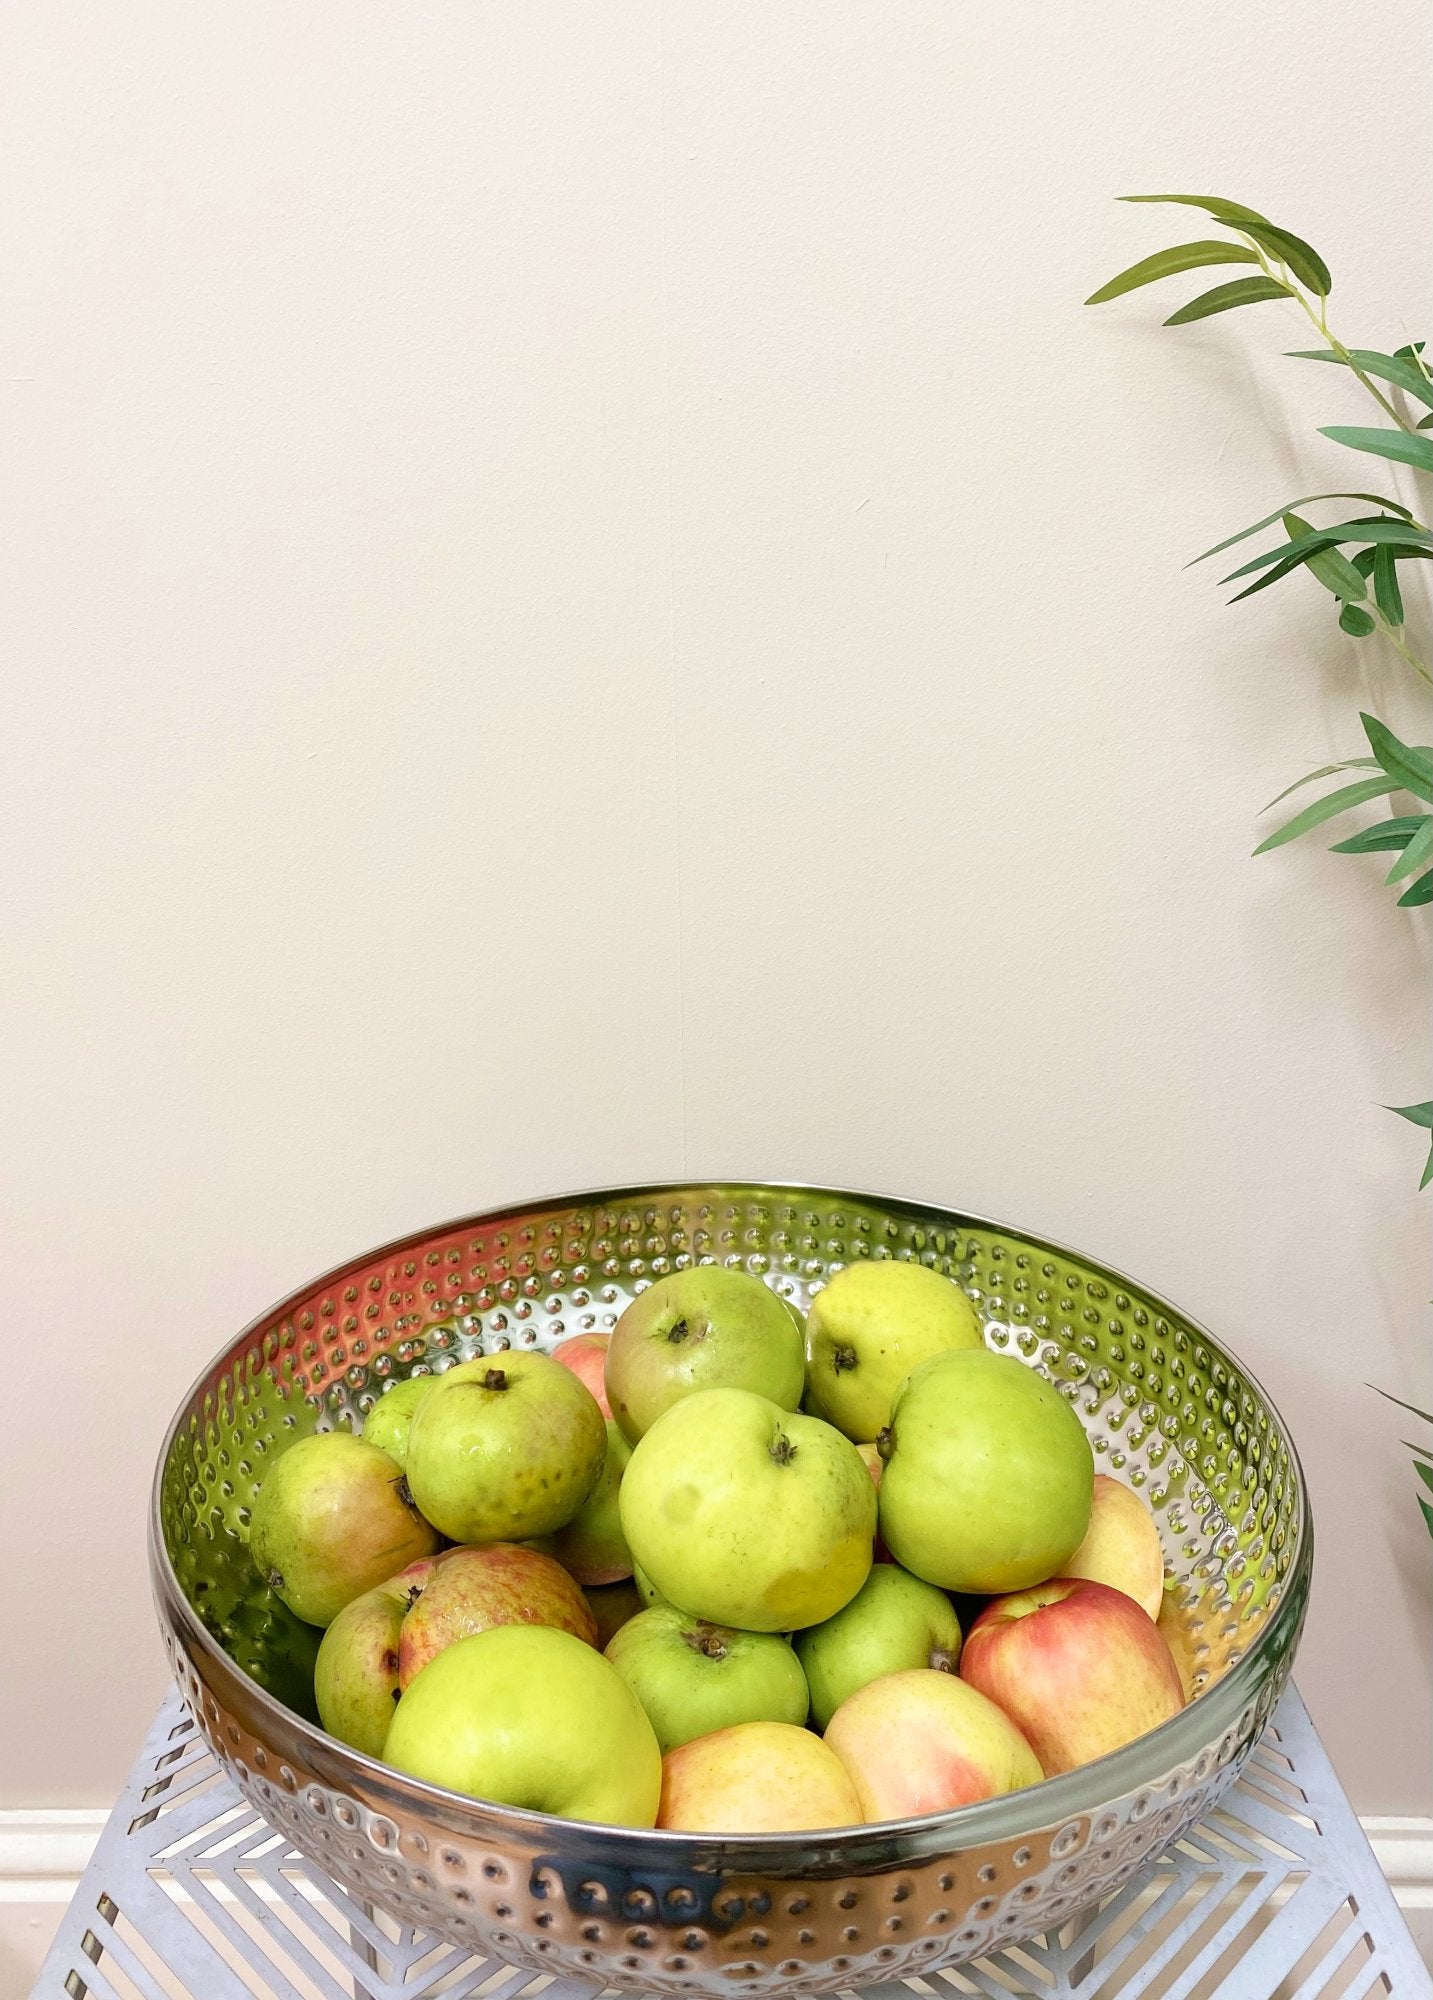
2;1;1429;1820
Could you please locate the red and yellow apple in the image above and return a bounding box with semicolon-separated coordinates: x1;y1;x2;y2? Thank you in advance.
552;1333;613;1419
658;1722;860;1833
824;1668;1041;1820
399;1543;596;1688
1061;1474;1166;1621
960;1578;1184;1775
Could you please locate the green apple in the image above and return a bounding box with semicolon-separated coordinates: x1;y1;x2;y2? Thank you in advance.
249;1432;441;1627
314;1557;434;1755
795;1564;962;1729
619;1387;875;1631
878;1349;1093;1593
804;1260;983;1441
584;1576;644;1649
605;1605;809;1752
632;1559;669;1609
605;1269;804;1443
385;1625;662;1826
405;1351;606;1544
361;1375;439;1468
550;1421;633;1584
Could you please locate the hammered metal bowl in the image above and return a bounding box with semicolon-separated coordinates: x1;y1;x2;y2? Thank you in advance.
150;1181;1310;1995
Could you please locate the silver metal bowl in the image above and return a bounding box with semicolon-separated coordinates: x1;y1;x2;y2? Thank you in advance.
150;1181;1310;1995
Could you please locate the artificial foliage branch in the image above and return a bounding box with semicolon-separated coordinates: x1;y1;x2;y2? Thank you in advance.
1090;194;1432;1530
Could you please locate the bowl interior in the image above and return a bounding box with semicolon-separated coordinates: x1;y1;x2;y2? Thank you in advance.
157;1182;1303;1738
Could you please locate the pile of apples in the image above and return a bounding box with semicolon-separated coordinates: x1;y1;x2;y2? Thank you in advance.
247;1262;1185;1833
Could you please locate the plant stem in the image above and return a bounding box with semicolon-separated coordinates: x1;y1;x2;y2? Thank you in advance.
1243;238;1415;432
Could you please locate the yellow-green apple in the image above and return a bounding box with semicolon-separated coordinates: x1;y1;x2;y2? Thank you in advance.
795;1566;962;1730
658;1722;860;1833
584;1576;644;1649
960;1578;1184;1774
605;1269;804;1443
824;1669;1041;1819
398;1543;596;1689
249;1433;441;1627
633;1559;669;1608
405;1352;606;1544
619;1388;875;1631
552;1333;613;1418
605;1606;808;1752
314;1557;434;1754
1061;1474;1166;1620
361;1375;439;1469
804;1260;983;1440
550;1421;632;1584
385;1625;661;1825
877;1350;1092;1592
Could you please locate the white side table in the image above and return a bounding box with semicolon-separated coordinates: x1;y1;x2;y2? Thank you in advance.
33;1682;1430;1999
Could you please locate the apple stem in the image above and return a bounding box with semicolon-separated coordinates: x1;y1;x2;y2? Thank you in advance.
482;1368;508;1391
685;1624;731;1661
769;1433;798;1466
929;1645;959;1674
831;1343;858;1374
875;1426;894;1462
666;1319;690;1344
265;1567;285;1593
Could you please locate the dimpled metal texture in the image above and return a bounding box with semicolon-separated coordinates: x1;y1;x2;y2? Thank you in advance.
151;1181;1311;1996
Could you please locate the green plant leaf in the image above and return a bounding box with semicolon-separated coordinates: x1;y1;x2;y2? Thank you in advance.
1287;349;1433;408
1263;759;1382;811
1219;519;1433;583
1120;194;1273;225
1385;1105;1433;1187
1329;814;1428;854
1372;1381;1433;1421
1164;276;1292;325
1190;493;1414;564
1339;603;1376;637
1416;1460;1433;1494
1253;775;1399;853
1361;713;1433;801
1225;514;1369;604
1386;816;1433;884
1233;220;1332;296
1086;241;1260;305
1397;867;1433;908
1373;544;1405;625
1321;426;1433;473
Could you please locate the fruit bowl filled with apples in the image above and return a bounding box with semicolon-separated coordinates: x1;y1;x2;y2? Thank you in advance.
151;1182;1309;1995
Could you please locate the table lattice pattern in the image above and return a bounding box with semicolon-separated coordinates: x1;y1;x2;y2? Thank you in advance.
34;1685;1430;2000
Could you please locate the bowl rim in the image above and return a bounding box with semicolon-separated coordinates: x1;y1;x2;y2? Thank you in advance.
151;1176;1312;1862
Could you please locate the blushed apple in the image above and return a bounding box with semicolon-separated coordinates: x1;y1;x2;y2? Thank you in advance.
361;1375;439;1469
804;1260;983;1441
877;1349;1093;1592
658;1722;860;1833
1061;1474;1166;1620
960;1578;1184;1775
398;1543;596;1689
405;1351;606;1544
619;1388;875;1631
605;1606;808;1752
552;1333;613;1418
584;1576;644;1649
824;1668;1041;1820
314;1557;434;1755
550;1421;633;1585
385;1625;662;1826
249;1432;441;1628
795;1565;962;1730
605;1268;805;1443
